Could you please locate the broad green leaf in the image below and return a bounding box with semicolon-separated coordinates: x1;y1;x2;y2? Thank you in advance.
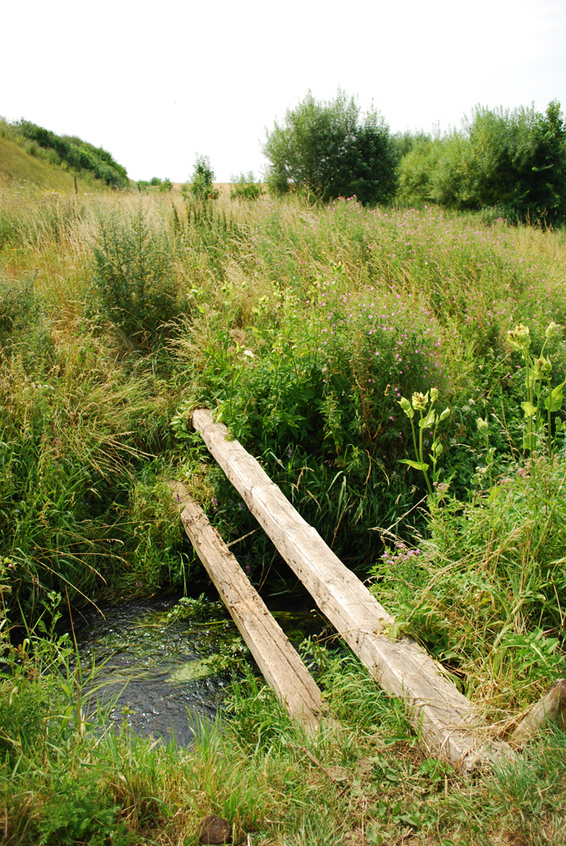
545;381;565;412
521;401;537;418
399;813;423;828
419;408;436;428
400;459;429;471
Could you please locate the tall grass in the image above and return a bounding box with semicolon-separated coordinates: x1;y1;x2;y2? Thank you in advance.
2;188;566;615
3;626;565;845
2;186;566;842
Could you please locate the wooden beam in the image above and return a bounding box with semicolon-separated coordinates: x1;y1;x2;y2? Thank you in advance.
170;482;325;729
510;678;566;746
191;408;510;771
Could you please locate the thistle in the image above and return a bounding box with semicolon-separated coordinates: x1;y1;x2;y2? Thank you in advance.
398;389;450;498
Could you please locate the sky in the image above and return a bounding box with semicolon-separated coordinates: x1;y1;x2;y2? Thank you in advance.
2;0;566;183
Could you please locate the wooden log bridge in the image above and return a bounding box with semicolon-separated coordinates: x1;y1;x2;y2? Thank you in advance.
189;408;511;772
170;482;325;729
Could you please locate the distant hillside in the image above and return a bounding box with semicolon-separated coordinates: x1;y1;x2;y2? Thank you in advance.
0;119;128;193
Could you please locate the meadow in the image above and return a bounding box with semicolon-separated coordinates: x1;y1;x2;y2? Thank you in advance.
1;180;566;844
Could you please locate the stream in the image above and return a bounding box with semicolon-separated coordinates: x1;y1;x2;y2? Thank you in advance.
70;593;325;747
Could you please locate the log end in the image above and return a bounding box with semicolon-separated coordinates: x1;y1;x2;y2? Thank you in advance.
509;678;566;747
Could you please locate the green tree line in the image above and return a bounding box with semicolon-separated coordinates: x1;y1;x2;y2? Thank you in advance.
17;120;129;188
263;93;566;224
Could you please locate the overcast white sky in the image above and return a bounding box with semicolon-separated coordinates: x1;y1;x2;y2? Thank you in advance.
2;0;565;183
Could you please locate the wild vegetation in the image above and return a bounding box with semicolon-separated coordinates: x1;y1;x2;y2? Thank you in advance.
0;121;566;843
397;101;566;224
264;90;399;204
263;93;566;226
16;120;129;188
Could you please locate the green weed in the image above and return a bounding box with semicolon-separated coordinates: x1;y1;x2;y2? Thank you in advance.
92;204;186;350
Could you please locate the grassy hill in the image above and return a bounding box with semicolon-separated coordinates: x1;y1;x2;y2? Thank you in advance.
0;135;96;193
0;120;126;193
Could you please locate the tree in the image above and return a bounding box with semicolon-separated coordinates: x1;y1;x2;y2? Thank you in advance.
398;102;566;224
187;154;219;200
264;91;398;204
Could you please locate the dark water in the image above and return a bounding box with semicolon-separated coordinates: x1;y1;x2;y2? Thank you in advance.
71;594;326;747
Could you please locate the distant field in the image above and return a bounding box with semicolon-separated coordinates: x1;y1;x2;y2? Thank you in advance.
171;182;231;193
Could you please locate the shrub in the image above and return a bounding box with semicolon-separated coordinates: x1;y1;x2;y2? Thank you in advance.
186;154;219;200
182;281;447;567
264;89;398;204
230;171;264;200
16;120;129;188
92;206;186;349
399;102;566;224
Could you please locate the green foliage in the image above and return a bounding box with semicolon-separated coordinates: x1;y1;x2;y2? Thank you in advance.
185;154;219;200
122;469;190;593
0;312;179;623
377;331;566;705
92;205;187;349
2;181;566;845
506;321;565;458
376;322;566;701
399;102;566;224
177;281;447;567
487;728;566;846
398;389;450;496
3;614;566;845
264;89;398;204
0;273;41;342
17;120;129;188
375;455;566;705
137;176;172;192
230;171;264;200
392;129;434;159
181;197;249;282
0;623;147;845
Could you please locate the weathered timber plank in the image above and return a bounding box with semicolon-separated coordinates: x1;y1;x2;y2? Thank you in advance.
191;408;506;771
170;482;324;728
510;678;566;746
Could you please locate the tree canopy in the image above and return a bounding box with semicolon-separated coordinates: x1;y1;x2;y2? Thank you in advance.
264;91;398;205
398;101;566;224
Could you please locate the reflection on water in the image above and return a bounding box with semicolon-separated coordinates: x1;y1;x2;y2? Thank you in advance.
71;594;326;747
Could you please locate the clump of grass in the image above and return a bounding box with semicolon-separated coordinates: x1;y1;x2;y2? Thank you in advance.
1;584;566;846
92;204;189;350
373;457;566;710
0;272;42;343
